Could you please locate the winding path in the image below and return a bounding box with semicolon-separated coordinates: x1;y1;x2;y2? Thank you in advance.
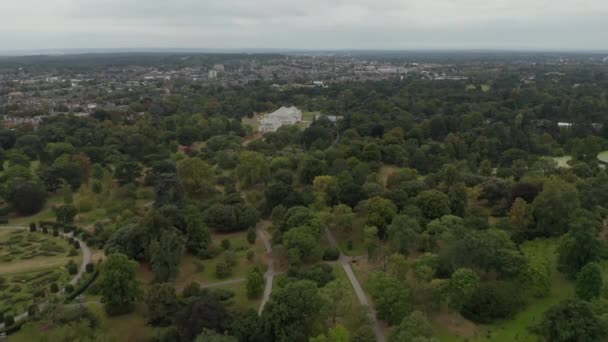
256;223;275;315
325;229;386;342
0;226;92;330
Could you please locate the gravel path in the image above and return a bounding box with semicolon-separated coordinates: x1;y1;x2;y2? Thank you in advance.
256;224;275;315
325;228;386;342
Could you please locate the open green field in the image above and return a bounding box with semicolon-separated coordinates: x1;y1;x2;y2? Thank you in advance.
598;151;608;164
302;111;318;122
551;155;572;168
434;238;574;342
0;230;80;315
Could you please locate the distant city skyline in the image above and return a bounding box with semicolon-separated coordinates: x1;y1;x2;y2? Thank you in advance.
1;0;607;51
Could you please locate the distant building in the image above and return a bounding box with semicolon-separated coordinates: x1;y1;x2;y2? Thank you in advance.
208;70;218;79
87;103;97;111
557;122;573;128
260;106;303;133
214;64;225;72
603;57;608;62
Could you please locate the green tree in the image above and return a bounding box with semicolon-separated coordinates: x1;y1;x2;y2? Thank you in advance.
366;196;398;234
246;269;265;299
448;183;467;217
114;160;142;186
415;190;451;221
177;157;216;199
509;197;532;232
447;268;480;312
236;151;270;187
532;178;580;236
389;311;436;342
150;229;184;282
321;278;352;324
367;272;411;325
283;226;322;264
260;280;325;342
99;253;141;315
145;283;179;326
8;181;47;215
386;215;421;255
185;208;211;257
540;299;607;342
363;226;380;261
576;262;603;301
55;204;78;224
558;222;601;279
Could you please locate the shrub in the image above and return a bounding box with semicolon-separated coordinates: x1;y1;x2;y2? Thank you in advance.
52;229;59;237
29;223;36;232
86;263;94;273
27;304;38;317
74;241;80;249
68;249;78;257
92;181;103;194
246;250;255;262
347;239;354;251
182;282;202;298
223;251;238;267
68;237;74;244
221;239;231;250
323;247;341;261
50;283;59;293
42;226;48;234
4;314;14;326
461;281;524;323
67;261;78;275
215;261;232;279
65;284;74;293
209;288;236;301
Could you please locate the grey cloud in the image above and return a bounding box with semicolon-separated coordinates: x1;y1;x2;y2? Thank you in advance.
0;0;607;50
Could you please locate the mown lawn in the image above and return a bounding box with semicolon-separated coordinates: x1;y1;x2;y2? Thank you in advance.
598;151;608;164
551;155;572;168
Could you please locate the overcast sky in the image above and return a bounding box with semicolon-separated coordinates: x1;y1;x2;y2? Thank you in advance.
1;0;607;51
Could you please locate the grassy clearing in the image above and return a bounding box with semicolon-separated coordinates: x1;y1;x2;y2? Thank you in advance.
222;282;262;311
242;113;263;131
434;238;574;342
378;165;400;188
598;151;608;164
336;229;366;257
302;111;318;122
551;155;572;168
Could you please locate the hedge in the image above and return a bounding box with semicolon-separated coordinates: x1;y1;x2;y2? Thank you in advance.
64;270;99;303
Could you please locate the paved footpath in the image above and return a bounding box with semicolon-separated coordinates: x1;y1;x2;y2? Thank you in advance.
256;223;275;315
325;229;386;342
0;226;92;330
